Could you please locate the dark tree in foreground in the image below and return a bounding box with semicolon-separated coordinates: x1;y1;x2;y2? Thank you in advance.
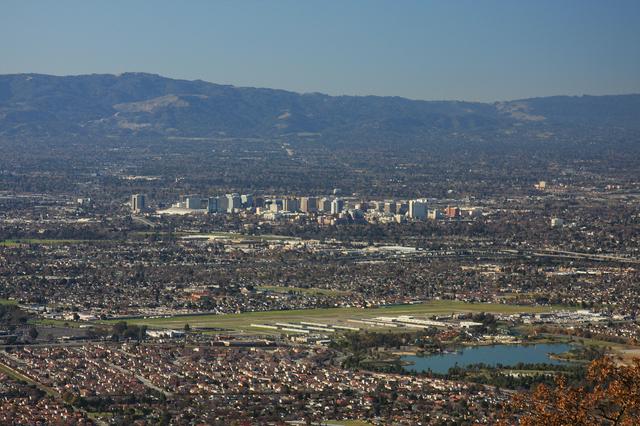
502;357;640;425
28;326;39;340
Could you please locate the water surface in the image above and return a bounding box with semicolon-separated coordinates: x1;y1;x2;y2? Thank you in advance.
403;343;571;374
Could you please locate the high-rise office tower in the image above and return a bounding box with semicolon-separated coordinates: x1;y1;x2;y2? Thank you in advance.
131;194;146;213
318;198;332;212
217;196;229;213
185;196;202;209
300;197;318;213
331;198;344;215
408;200;427;220
226;193;241;213
282;198;299;213
241;194;254;208
207;197;218;213
253;196;265;208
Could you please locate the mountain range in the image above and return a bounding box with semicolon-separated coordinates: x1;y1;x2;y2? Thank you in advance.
1;72;639;145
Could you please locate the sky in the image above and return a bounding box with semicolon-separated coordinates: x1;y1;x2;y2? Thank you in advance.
1;0;639;102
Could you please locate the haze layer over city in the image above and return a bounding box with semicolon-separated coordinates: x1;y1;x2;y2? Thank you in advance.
1;1;639;425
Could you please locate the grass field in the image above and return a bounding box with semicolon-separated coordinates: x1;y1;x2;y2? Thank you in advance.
33;318;80;327
0;362;58;397
0;299;17;305
185;232;300;241
132;231;189;237
516;326;640;359
0;239;108;246
0;363;35;384
114;301;561;333
134;231;300;242
257;285;352;297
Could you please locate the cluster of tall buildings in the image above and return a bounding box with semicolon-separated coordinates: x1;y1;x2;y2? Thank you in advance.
135;192;481;223
361;199;428;219
171;193;258;214
264;197;438;222
263;197;342;214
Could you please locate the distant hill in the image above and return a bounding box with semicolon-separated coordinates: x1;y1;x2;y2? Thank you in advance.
1;72;639;144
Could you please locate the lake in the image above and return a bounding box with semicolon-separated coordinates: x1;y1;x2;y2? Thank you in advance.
402;343;572;374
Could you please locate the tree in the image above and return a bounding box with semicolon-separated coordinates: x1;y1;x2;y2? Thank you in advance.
112;321;128;337
28;326;39;340
501;357;640;425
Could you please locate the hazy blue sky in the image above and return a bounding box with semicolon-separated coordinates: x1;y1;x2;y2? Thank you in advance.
1;1;639;101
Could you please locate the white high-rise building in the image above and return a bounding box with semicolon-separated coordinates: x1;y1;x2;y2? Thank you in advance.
331;198;344;215
241;194;254;208
226;193;241;213
131;194;146;213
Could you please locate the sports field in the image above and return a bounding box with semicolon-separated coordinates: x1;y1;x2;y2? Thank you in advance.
118;300;561;334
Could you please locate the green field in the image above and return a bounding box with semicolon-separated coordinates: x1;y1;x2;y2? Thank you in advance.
258;285;352;297
0;363;37;384
114;301;561;333
132;231;189;237
34;318;80;327
134;231;300;242
0;239;107;246
0;299;17;305
0;362;58;397
188;232;300;242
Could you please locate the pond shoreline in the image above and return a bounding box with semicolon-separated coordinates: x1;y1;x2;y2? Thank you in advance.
402;343;574;374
